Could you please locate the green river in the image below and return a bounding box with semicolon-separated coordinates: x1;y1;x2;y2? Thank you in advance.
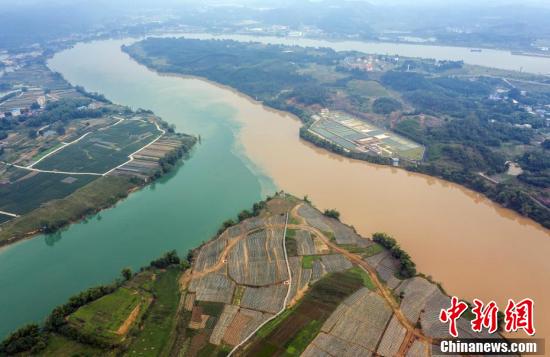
0;36;549;341
0;39;275;338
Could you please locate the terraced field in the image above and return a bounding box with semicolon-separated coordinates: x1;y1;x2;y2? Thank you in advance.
3;195;507;356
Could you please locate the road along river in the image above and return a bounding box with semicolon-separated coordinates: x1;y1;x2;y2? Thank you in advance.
0;37;548;345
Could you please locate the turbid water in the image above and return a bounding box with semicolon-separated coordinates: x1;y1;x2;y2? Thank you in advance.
0;37;548;345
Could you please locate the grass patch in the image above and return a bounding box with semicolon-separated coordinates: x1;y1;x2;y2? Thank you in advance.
285;229;298;256
285;320;322;355
126;268;181;356
245;270;364;356
301;255;320;269
68;287;149;345
257;306;296;338
288;216;301;225
347;266;376;291
363;242;384;257
39;333;104;356
232;285;245;306
337;243;368;254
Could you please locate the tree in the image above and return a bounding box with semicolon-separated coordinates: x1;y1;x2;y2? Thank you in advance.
323;209;340;220
121;267;132;281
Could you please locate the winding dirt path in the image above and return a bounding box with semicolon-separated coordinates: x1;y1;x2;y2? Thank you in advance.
288;203;434;349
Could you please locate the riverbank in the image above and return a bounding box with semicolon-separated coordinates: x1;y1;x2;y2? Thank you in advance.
8;37;545;347
123;38;550;229
0;132;196;247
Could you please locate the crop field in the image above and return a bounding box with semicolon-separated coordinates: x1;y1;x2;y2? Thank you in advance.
242;270;364;356
288;256;312;303
111;137;189;179
320;254;353;273
310;110;424;160
295;230;315;255
228;229;288;286
319;287;392;353
194;236;228;273
223;308;271;346
210;304;240;345
301;332;370;357
0;166;97;215
297;205;332;233
190;272;235;304
407;340;428;357
377;315;406;356
35;119;160;174
68;287;151;345
326;219;361;245
396;277;438;323
240;285;288;314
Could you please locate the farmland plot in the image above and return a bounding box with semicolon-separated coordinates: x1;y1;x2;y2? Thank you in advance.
302;332;372;357
297;204;332;232
407;340;427;357
189;272;235;304
320;254;353;273
396;277;438;323
210;304;239;345
321;287;392;352
228;229;288;286
311;259;326;282
240;285;287;314
35;119;161;174
194;236;228;273
295;230;315;255
223;308;271;346
0;167;97;215
377;315;406;356
287;256;312;303
326;219;361;245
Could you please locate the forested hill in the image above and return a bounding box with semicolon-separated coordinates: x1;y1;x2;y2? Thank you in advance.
124;38;550;228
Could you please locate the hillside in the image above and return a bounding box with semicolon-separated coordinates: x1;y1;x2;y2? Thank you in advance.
1;194;503;356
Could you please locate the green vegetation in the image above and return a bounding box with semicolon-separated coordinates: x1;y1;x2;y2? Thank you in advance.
372;232;417;278
126;268;181;356
125;38;549;228
35;119;160;173
0;168;98;215
372;97;402;114
363;242;384;257
348;266;376;290
244;270;364;356
0;176;134;244
322;209;340;220
0;252;186;356
285;320;323;355
285;229;298;256
67;287;150;345
302;255;320;269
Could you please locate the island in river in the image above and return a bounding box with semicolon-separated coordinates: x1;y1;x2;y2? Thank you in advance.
0;194;506;356
0;62;197;246
123;37;550;229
